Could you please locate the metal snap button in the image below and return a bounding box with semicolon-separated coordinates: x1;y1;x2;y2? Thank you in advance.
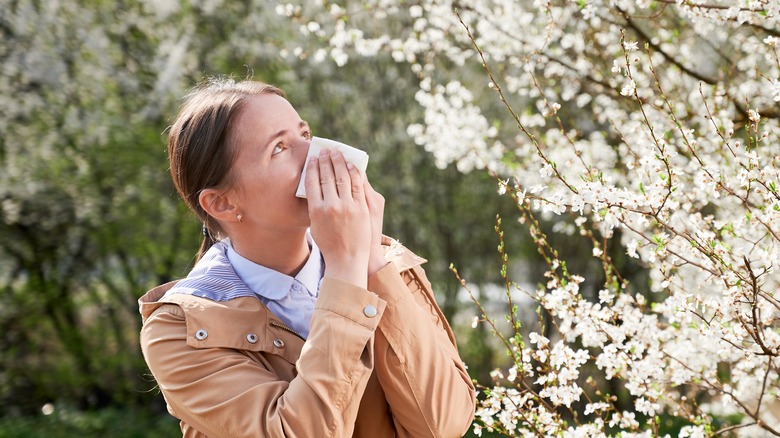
195;329;208;340
363;305;377;318
273;339;285;348
246;333;258;344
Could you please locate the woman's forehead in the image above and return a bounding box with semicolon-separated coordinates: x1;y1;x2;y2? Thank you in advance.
241;93;300;126
231;94;304;148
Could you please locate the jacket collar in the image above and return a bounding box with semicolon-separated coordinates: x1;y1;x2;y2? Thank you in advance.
139;282;305;363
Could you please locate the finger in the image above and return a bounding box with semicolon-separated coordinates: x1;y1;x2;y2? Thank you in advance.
363;174;375;194
330;150;353;199
304;156;323;202
364;175;382;199
348;161;365;200
364;176;384;211
317;149;338;201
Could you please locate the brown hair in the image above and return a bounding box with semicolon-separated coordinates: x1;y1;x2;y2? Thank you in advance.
167;77;285;261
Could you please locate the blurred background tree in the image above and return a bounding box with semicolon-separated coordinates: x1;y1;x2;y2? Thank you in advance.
0;0;532;433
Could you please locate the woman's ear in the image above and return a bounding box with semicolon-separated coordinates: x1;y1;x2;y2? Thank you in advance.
199;188;240;223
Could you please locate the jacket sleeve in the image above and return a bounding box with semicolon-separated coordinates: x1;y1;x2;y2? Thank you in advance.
368;262;477;438
140;277;385;438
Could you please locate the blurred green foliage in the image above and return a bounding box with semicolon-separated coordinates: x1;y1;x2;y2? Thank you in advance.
0;406;180;438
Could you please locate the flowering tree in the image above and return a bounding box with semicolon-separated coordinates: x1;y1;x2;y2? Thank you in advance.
281;0;780;436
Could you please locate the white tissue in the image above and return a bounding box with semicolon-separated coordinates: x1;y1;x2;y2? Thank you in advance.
295;137;370;198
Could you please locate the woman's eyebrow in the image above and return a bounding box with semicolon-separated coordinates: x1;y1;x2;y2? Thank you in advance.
266;121;311;145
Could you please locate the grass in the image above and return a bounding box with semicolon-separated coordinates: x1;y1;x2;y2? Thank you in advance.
0;406;503;437
0;407;180;438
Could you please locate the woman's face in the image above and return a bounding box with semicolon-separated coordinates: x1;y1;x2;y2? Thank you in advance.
227;93;312;234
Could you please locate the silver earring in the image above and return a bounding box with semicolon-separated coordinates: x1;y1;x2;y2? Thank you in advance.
236;214;243;223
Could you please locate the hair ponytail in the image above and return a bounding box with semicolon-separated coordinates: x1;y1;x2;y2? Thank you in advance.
197;223;216;262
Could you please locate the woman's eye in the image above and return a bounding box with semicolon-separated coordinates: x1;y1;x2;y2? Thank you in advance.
302;131;312;140
272;143;284;155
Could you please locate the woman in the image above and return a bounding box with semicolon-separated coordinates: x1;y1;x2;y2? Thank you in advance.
138;78;476;437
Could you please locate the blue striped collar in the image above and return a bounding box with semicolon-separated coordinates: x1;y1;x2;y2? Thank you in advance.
162;241;255;302
226;234;323;300
162;235;324;304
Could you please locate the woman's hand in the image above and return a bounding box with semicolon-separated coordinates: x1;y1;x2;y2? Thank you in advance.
364;178;388;276
305;149;371;288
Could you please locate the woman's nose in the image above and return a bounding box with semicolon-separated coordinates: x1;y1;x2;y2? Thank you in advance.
296;137;311;164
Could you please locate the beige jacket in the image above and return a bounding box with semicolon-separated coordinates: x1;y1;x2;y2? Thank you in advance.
139;238;476;437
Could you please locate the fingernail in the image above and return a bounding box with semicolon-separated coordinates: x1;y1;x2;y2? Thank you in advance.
347;162;355;170
309;156;318;164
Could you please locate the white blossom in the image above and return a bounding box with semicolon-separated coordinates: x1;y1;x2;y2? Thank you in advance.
293;0;780;435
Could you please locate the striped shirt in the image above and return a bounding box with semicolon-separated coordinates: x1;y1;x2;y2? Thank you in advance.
163;236;324;339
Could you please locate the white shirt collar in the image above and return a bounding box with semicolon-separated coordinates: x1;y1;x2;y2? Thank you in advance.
226;232;323;300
